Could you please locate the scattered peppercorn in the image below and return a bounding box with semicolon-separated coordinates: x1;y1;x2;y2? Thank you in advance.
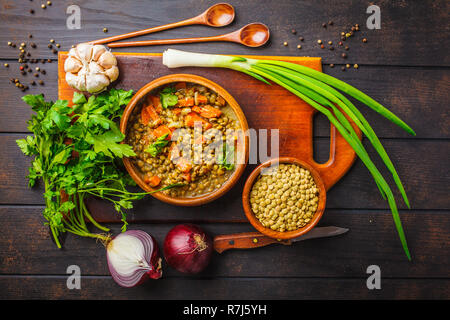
41;59;46;63
345;33;351;38
39;80;44;85
47;1;52;5
328;21;333;25
41;70;46;75
283;41;288;46
41;4;46;9
103;28;108;33
30;9;35;14
30;43;36;48
50;39;55;43
362;38;367;43
56;43;60;48
48;44;52;49
7;41;12;46
341;66;346;71
317;39;322;44
4;63;9;68
297;44;302;49
299;36;304;41
21;43;26;47
329;46;334;50
28;34;33;39
345;46;349;50
34;73;39;77
291;29;296;34
346;64;350;68
328;41;333;45
341;53;347;59
322;23;327;28
320;44;324;49
330;64;334;68
30;80;36;86
353;64;359;69
52;49;57;54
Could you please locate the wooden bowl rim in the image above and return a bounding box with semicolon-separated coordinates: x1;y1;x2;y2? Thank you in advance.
120;74;249;206
242;157;327;239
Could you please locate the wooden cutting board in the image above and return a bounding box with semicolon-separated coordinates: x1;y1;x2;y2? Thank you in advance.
58;52;360;191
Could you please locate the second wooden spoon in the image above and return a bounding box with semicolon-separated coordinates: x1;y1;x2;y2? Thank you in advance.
107;23;270;48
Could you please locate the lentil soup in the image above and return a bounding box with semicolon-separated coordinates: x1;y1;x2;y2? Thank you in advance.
126;82;240;198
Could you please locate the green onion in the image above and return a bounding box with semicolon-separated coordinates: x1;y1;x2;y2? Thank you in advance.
163;49;414;260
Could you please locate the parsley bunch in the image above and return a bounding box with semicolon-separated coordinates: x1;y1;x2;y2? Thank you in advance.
17;89;174;248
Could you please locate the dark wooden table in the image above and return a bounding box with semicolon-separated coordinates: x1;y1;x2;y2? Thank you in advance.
0;0;449;300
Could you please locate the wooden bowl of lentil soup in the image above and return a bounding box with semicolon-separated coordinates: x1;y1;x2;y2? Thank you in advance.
242;157;326;240
121;74;249;206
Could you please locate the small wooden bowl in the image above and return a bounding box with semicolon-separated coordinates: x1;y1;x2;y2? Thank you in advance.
120;74;249;206
242;157;326;240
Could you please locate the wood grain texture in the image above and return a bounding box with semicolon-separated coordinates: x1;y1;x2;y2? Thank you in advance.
1;206;449;278
1;276;448;300
2;134;448;211
0;0;448;66
1;61;448;139
58;52;361;191
0;0;449;300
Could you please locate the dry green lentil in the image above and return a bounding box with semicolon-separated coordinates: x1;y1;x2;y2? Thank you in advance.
249;164;319;232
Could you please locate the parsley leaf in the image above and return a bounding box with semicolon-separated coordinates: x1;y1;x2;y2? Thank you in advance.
217;143;235;171
159;87;178;109
145;133;170;157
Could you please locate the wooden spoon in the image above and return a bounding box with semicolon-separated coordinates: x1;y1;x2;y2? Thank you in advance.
90;3;235;45
107;23;270;48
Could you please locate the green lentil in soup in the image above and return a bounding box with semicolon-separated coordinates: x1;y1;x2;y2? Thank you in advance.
126;82;239;198
250;163;319;232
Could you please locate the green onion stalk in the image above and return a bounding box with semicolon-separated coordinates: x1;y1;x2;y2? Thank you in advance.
162;49;415;260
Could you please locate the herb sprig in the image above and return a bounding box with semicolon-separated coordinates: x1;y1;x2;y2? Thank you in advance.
17;89;180;248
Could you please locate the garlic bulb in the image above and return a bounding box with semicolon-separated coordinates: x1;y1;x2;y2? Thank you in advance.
64;43;119;93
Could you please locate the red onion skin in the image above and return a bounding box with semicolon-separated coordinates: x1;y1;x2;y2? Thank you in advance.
163;224;213;274
107;230;162;288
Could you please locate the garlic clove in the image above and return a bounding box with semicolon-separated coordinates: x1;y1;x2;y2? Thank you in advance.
65;72;79;89
88;61;105;74
104;65;119;82
86;73;110;93
92;45;107;61
64;56;82;73
68;47;80;60
98;51;117;69
76;43;93;63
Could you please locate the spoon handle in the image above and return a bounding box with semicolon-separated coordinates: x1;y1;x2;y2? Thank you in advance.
106;34;232;48
90;16;201;45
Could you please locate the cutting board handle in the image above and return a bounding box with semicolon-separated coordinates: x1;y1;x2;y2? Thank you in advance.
310;122;362;191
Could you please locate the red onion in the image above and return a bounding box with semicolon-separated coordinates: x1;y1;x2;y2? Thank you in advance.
106;230;162;287
163;224;213;274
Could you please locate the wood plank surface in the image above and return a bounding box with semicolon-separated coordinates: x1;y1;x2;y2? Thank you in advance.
0;0;448;300
0;276;448;300
1;206;449;278
1;61;447;139
1;134;448;210
0;0;448;66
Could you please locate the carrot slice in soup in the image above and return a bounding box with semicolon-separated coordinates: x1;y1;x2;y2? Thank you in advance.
153;125;172;139
196;94;208;104
175;82;187;90
148;95;163;113
145;175;161;187
185;112;212;129
181;172;191;182
177;97;194;107
194;105;222;118
141;105;161;125
176;158;192;173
